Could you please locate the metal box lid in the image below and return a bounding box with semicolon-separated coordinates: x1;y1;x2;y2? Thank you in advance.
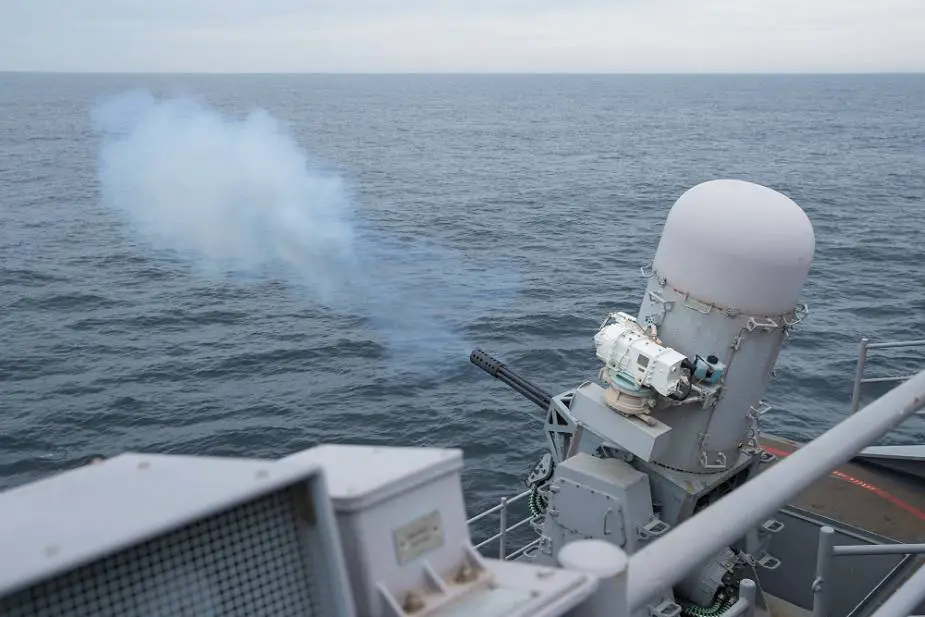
280;444;463;512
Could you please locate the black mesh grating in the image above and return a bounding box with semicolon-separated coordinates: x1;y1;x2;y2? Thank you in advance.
0;485;324;617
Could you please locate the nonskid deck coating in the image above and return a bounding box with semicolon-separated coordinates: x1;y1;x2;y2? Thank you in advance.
759;434;925;543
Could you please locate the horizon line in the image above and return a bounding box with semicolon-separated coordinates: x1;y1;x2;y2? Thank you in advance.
2;70;924;77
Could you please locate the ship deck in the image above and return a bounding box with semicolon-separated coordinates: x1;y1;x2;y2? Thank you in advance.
760;435;925;543
759;435;924;617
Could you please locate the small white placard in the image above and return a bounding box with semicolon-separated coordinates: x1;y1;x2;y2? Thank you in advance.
394;510;444;565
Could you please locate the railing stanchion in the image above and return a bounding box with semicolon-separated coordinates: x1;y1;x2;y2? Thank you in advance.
559;539;629;617
812;526;835;617
851;338;869;414
740;579;757;617
499;497;508;560
627;369;925;610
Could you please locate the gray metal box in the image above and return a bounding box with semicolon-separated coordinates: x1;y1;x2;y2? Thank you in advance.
569;382;672;462
546;453;656;555
0;453;355;617
280;445;468;617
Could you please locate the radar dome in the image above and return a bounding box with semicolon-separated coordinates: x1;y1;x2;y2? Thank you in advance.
652;179;815;316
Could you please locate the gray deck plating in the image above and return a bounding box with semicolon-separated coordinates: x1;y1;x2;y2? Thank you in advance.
856;446;925;482
760;435;925;544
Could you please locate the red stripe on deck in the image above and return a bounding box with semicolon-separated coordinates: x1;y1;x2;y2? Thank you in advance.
762;445;925;523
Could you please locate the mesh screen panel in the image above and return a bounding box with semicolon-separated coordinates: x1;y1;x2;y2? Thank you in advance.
0;485;324;617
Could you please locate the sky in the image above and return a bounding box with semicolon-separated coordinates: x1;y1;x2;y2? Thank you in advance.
1;0;923;73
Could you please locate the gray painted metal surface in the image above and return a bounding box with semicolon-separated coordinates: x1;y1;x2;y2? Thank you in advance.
811;525;925;617
858;446;925;461
855;445;925;480
458;178;924;616
813;526;835;617
834;543;925;556
637;179;814;472
0;452;356;617
758;509;911;617
632;450;756;527
867;564;925;617
626;368;925;611
540;454;656;559
0;453;331;595
567;382;672;462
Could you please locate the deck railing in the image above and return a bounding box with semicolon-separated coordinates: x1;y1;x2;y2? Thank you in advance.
467;368;925;616
626;369;925;610
851;337;925;414
466;489;536;560
812;526;925;617
469;337;925;562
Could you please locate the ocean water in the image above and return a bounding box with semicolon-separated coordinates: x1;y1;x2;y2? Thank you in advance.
1;74;924;526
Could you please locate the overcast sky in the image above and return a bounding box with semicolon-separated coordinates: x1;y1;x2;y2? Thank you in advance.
2;0;923;73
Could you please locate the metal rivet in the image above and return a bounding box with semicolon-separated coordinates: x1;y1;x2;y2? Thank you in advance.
536;569;555;579
455;563;477;584
137;461;150;470
402;591;425;613
44;545;60;557
255;469;269;479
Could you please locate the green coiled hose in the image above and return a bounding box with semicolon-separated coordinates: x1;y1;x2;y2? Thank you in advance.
682;597;733;617
529;487;548;518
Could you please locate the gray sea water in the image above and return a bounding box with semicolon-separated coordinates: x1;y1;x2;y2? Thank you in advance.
2;74;924;525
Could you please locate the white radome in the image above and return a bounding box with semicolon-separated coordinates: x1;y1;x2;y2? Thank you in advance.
653;179;815;315
635;179;816;471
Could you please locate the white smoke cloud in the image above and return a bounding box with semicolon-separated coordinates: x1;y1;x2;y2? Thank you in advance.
92;91;514;370
94;91;357;303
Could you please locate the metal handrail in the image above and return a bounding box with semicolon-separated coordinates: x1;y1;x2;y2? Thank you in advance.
813;525;925;617
627;369;925;611
851;338;925;414
467;489;532;560
834;543;925;556
466;368;925;615
506;538;542;561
